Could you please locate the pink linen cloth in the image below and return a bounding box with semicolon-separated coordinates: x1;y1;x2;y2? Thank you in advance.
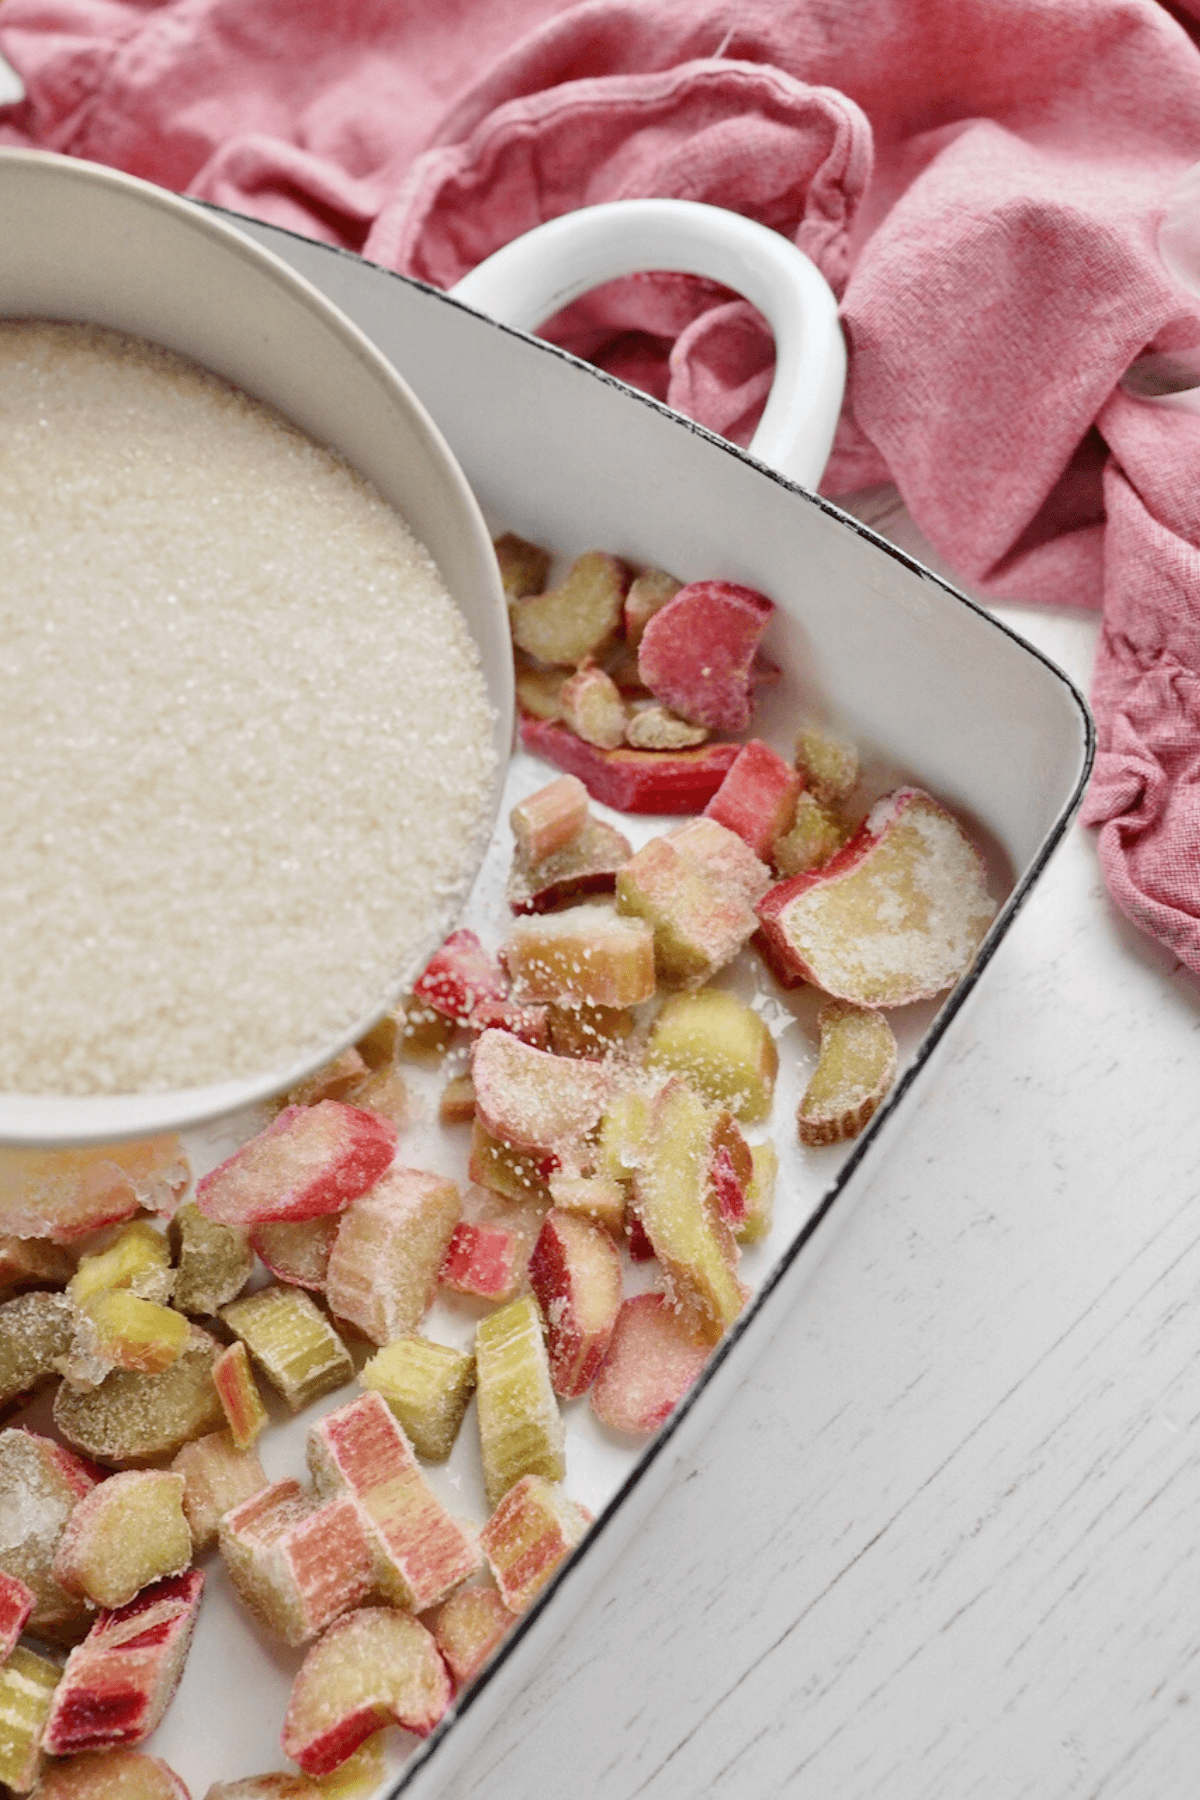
5;0;1200;968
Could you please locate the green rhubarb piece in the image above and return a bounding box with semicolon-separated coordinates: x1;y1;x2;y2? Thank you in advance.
0;1645;60;1791
171;1203;252;1317
645;989;778;1124
360;1337;476;1463
0;1291;74;1408
616;838;753;987
468;1121;552;1206
738;1141;778;1245
772;790;844;877
54;1327;225;1467
475;1296;564;1509
222;1287;353;1413
633;1078;744;1342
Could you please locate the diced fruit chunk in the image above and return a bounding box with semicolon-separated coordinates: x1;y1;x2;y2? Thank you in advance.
590;1293;710;1434
502;905;655;1008
632;1079;744;1342
196;1104;396;1228
703;739;803;860
438;1072;476;1127
519;714;738;814
637;580;773;732
219;1481;375;1647
623;569;682;649
250;1217;337;1291
737;1141;778;1244
0;1645;61;1791
170;1205;252;1317
170;1431;268;1554
54;1327;225;1469
546;1000;634;1060
509;550;627;668
772;790;844;877
755;787;997;1006
493;531;551;601
69;1223;172;1309
0;1139;187;1244
467;1122;552;1207
213;1340;269;1449
43;1571;204;1755
32;1750;190;1800
324;1169;461;1346
53;1471;192;1610
617;837;757;987
624;703;708;750
0;1571;34;1662
0;1290;75;1408
359;1337;476;1464
509;775;589;866
507;816;632;914
355;1009;402;1070
513;658;565;722
547;1173;627;1235
221;1289;352;1413
471;1032;611;1166
559;661;626;749
668;816;773;908
0;1237;76;1292
285;1049;369;1109
645;989;778;1124
0;1432;100;1644
797;1002;899;1146
475;1296;565;1509
440;1222;519;1302
427;1582;511;1689
80;1291;190;1376
795;724;859;804
479;1475;589;1613
412;930;507;1026
345;1066;410;1130
528;1211;622;1399
282;1608;450;1775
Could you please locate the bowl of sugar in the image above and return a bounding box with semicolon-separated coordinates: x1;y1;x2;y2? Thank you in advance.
0;148;513;1148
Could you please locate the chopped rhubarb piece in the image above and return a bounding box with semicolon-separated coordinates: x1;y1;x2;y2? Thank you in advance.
528;1210;622;1398
467;1121;553;1207
53;1471;191;1611
596;1084;653;1184
546;1000;635;1060
797;1001;898;1146
359;1337;475;1464
479;1475;589;1613
637;580;773;732
645;989;779;1124
509;549;628;668
34;1750;190;1800
70;1224;172;1310
738;1140;778;1244
396;996;457;1063
509;775;589;866
559;660;627;749
308;1392;480;1611
283;1049;368;1110
507;816;632;915
475;1295;565;1509
325;1168;461;1346
795;723;859;804
590;1293;710;1434
668;816;773;908
251;1217;338;1291
426;1582;511;1689
513;657;565;722
520;713;738;814
493;530;551;602
170;1205;252;1318
315;1730;387;1800
623;569;682;649
43;1570;204;1755
0;1572;33;1662
547;1172;627;1236
0;1290;75;1409
616;837;758;987
170;1431;268;1554
502;905;655;1009
343;1066;409;1130
440;1222;519;1302
626;1215;656;1262
0;1645;61;1791
624;703;708;750
466;997;551;1048
80;1292;190;1376
197;1104;396;1229
709;1111;753;1224
54;1327;225;1469
632;1079;745;1342
438;1072;476;1126
213;1340;269;1449
471;1031;611;1167
703;739;803;860
0;1237;75;1292
354;1009;402;1071
204;1777;312;1800
412;930;507;1026
0;1432;101;1645
772;790;844;877
0;1139;188;1244
219;1480;375;1646
221;1289;352;1413
756;787;997;1006
282;1608;450;1775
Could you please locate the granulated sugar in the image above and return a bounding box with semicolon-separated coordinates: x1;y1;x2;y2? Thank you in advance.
0;321;496;1095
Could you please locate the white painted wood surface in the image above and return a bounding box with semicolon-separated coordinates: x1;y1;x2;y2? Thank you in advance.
441;497;1200;1800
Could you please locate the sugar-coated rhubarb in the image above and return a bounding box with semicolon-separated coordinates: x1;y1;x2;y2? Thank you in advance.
221;1289;352;1414
493;530;551;601
513;658;565;722
559;661;627;749
0;1432;100;1645
623;568;682;648
471;1031;612;1167
79;1292;190;1376
509;775;589;866
703;739;803;860
219;1481;375;1647
624;703;709;750
756;787;997;1006
324;1169;461;1346
501;905;655;1009
507;816;632;914
546;999;635;1060
520;713;739;813
395;997;457;1063
53;1471;191;1611
737;1140;778;1244
170;1431;268;1554
467;1121;553;1207
474;1295;565;1509
54;1327;225;1469
344;1066;410;1130
528;1210;622;1398
668;816;773;908
590;1293;711;1434
250;1218;338;1292
440;1222;519;1302
508;549;628;668
213;1340;269;1450
637;580;773;732
196;1104;397;1229
626;1215;656;1262
617;837;758;987
797;1001;899;1146
203;1778;312;1800
426;1582;511;1688
308;1392;480;1612
547;1172;627;1235
0;1290;75;1408
169;1205;253;1318
354;1008;403;1070
284;1050;369;1110
43;1570;204;1755
795;723;859;805
466;996;551;1049
437;1073;476;1127
412;930;507;1026
32;1750;191;1800
282;1608;450;1775
0;1571;34;1662
709;1112;753;1225
772;790;844;877
70;1224;172;1310
478;1475;590;1614
0;1139;188;1244
0;1645;61;1791
0;1237;76;1292
596;1085;653;1185
359;1337;476;1464
645;989;779;1123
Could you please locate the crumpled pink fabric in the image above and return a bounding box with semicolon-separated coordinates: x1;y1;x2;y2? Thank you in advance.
5;0;1200;968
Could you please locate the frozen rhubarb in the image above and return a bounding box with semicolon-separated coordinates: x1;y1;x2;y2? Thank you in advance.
0;1645;60;1791
43;1570;204;1755
251;1217;338;1291
547;1172;627;1235
0;1571;33;1662
703;739;803;860
54;1326;224;1468
509;549;627;668
308;1392;480;1611
737;1140;778;1244
709;1112;754;1225
169;1205;253;1318
772;790;844;877
282;1608;450;1775
559;661;627;749
359;1337;476;1464
213;1340;269;1450
471;1031;611;1167
546;1000;635;1060
528;1210;622;1399
221;1289;352;1413
0;1238;75;1292
196;1104;396;1229
475;1295;565;1509
596;1085;653;1185
797;1001;898;1146
616;837;757;987
624;703;708;750
325;1168;461;1347
79;1292;190;1376
507;816;632;914
509;775;589;866
502;905;655;1009
467;1122;553;1207
466;996;551;1048
637;580;773;732
478;1475;589;1614
33;1750;190;1800
284;1050;369;1110
632;1078;745;1342
756;787;997;1006
590;1293;711;1434
53;1471;191;1611
493;530;551;601
0;1139;188;1244
437;1073;476;1127
69;1224;172;1311
623;568;682;649
354;1009;402;1071
343;1066;409;1131
170;1431;267;1554
668;816;773;908
440;1222;519;1302
520;713;738;813
396;996;457;1063
412;930;507;1026
426;1581;511;1688
219;1481;375;1647
645;989;778;1124
0;1431;101;1644
0;1290;74;1408
795;723;859;805
203;1777;312;1800
513;658;565;722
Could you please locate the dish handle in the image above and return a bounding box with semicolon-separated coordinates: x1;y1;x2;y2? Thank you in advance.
449;198;845;491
